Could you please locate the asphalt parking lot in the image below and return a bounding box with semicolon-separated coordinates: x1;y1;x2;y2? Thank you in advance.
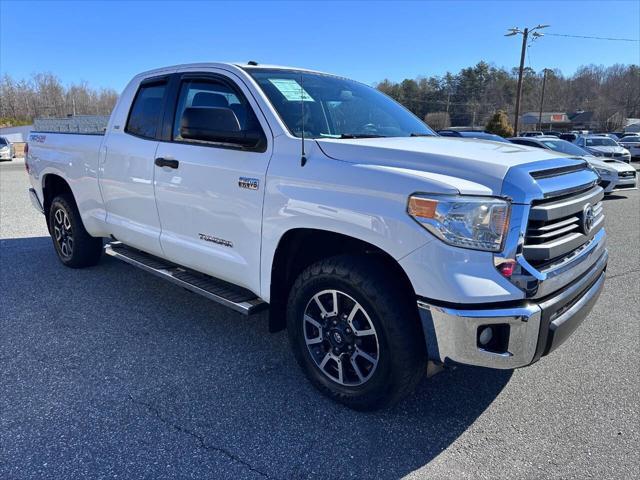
1;158;638;479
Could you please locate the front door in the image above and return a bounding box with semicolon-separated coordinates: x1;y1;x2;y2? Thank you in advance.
153;72;272;294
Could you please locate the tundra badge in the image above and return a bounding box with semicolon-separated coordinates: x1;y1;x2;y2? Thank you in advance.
198;233;233;248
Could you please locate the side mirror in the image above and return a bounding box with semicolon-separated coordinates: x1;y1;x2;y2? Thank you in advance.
180;107;263;147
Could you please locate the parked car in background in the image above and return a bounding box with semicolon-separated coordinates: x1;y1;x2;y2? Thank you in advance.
607;132;637;140
0;136;15;161
576;135;631;163
509;136;637;193
521;131;545;137
559;132;578;142
436;130;510;142
594;133;622;141
617;135;640;159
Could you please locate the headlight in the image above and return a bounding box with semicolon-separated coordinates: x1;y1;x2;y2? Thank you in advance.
595;167;611;177
408;194;510;252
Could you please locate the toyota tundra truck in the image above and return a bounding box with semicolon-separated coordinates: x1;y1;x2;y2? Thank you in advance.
26;63;607;410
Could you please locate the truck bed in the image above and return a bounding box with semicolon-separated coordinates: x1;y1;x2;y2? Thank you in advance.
27;131;106;236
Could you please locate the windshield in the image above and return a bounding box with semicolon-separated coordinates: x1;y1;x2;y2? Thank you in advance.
540;139;591;156
246;69;435;139
622;136;640;142
585;137;618;147
0;138;7;146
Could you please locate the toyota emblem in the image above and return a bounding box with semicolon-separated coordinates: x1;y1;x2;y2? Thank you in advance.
582;204;595;234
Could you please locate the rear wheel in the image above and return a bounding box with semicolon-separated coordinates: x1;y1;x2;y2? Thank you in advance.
48;194;103;268
287;255;426;410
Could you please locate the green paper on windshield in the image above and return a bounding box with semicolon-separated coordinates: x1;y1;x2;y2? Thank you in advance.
268;79;315;102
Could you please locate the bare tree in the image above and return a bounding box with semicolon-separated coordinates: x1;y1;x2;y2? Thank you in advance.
0;73;118;126
425;112;451;130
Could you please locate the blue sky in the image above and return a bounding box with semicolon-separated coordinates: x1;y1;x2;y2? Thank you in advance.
1;0;638;92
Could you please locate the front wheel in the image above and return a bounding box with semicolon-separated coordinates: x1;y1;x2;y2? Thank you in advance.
286;255;426;410
48;194;103;268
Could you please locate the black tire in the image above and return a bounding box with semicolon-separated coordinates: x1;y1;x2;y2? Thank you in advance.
286;255;426;411
48;194;103;268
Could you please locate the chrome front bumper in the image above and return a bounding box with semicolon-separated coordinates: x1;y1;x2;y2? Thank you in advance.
417;249;607;369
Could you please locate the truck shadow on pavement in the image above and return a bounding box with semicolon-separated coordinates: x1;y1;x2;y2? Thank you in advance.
603;193;632;201
1;236;512;480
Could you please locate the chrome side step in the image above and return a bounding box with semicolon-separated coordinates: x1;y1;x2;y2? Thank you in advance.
104;242;267;315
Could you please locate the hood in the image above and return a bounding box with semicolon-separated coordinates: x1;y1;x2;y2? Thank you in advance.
587;145;626;154
589;157;636;173
315;136;569;194
586;157;620;173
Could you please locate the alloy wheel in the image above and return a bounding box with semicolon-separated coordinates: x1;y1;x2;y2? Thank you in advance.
53;207;73;259
303;289;380;386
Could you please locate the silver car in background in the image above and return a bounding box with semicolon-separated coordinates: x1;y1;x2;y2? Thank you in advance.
510;136;637;193
617;135;640;160
0;136;15;161
576;135;631;163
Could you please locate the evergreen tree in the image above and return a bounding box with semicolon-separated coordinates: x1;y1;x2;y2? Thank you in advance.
485;110;514;137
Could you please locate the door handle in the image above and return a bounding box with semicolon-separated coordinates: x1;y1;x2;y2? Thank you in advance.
155;157;179;169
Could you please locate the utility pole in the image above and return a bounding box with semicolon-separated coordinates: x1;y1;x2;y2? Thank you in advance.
538;69;549;131
514;28;528;135
505;24;549;135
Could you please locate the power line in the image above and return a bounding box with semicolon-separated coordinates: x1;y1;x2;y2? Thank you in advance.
546;33;639;42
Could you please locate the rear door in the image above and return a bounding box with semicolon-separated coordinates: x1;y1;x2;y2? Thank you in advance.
153;70;272;293
100;77;169;256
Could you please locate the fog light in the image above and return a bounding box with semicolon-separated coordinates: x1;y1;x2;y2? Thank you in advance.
479;327;493;346
477;324;511;353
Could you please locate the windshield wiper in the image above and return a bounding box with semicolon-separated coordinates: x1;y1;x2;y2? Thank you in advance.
339;133;387;139
410;133;433;137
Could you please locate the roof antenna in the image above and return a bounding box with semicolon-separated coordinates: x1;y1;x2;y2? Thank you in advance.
300;72;307;167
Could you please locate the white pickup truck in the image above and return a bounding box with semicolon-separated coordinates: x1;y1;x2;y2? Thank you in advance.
26;63;607;410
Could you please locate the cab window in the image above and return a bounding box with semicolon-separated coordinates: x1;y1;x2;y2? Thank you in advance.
125;82;167;139
172;79;264;149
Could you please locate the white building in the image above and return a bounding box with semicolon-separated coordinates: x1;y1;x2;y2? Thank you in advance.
624;118;640;133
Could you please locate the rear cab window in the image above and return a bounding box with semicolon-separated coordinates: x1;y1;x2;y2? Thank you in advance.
125;81;167;139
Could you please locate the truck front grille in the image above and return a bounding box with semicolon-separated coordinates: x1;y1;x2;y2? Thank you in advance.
524;184;604;268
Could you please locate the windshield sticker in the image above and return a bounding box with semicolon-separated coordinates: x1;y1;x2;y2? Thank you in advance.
268;79;315;102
